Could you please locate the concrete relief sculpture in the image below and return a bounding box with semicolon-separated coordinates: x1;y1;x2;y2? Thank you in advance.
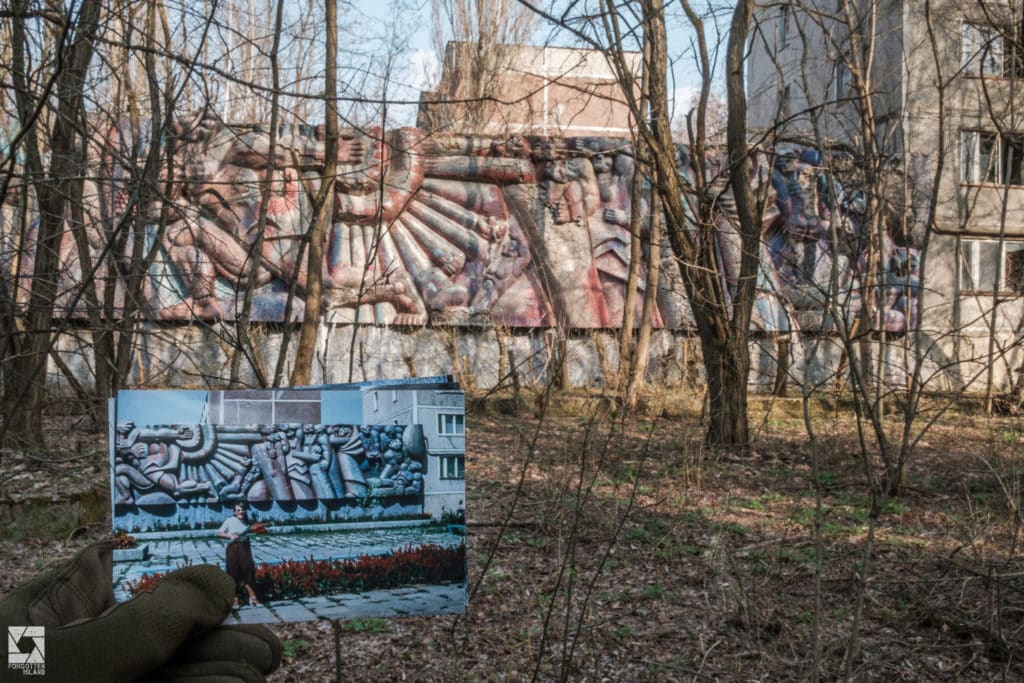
764;148;921;333
2;118;921;333
113;420;426;507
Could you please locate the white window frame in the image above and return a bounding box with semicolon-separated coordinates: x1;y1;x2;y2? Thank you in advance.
962;22;1005;77
959;238;1024;293
440;455;465;480
961;130;1024;185
437;412;465;436
962;130;999;183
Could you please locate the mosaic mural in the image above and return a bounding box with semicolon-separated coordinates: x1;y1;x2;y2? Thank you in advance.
0;118;920;333
113;420;426;506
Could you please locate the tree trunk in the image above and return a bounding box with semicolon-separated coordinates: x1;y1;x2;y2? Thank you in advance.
290;0;337;386
231;0;283;388
618;107;650;391
2;0;103;447
773;337;790;397
626;191;661;410
701;330;751;447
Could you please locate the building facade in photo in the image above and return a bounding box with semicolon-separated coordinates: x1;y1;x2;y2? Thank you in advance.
362;386;465;519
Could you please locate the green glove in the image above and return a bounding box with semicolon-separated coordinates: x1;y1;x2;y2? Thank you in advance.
0;542;281;682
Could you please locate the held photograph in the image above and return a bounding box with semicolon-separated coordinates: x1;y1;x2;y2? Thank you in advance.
109;381;466;624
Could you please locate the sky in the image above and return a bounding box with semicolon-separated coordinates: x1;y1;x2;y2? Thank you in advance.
349;0;717;127
321;390;364;423
117;390;209;426
117;389;361;425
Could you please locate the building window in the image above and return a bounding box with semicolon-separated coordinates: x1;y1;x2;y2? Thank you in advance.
372;392;379;411
440;455;465;480
962;130;999;183
1006;137;1024;184
959;239;1024;293
437;413;464;435
391;390;398;403
961;22;1022;77
833;60;854;101
962;130;1024;184
780;4;792;48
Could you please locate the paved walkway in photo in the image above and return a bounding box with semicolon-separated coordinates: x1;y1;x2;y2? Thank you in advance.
112;526;466;621
223;582;467;624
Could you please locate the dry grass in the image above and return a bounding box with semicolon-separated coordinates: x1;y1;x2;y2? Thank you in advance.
2;396;1024;680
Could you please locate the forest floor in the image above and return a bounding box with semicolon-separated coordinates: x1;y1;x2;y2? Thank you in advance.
2;392;1024;681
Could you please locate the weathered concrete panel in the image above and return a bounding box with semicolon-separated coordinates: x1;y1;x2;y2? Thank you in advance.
3;123;919;336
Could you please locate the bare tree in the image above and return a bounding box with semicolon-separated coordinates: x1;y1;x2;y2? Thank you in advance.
522;0;768;448
425;0;538;133
0;0;344;443
745;1;1024;671
2;0;103;447
228;0;286;388
288;0;337;386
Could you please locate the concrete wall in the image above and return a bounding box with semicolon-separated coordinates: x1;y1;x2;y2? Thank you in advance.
46;320;1014;400
50;325;697;392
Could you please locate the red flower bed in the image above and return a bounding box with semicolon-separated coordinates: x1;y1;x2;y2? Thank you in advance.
123;572;161;594
254;543;466;601
113;532;137;549
123;558;194;595
124;543;465;601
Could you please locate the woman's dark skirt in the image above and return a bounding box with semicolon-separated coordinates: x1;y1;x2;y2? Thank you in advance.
226;540;256;588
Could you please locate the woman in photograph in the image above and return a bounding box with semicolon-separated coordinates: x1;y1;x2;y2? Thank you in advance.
217;503;261;607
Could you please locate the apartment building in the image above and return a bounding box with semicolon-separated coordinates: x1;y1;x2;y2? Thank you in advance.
362;385;465;519
747;0;1024;391
418;42;640;137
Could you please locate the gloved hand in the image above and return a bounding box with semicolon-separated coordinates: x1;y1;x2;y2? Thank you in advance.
0;541;281;682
